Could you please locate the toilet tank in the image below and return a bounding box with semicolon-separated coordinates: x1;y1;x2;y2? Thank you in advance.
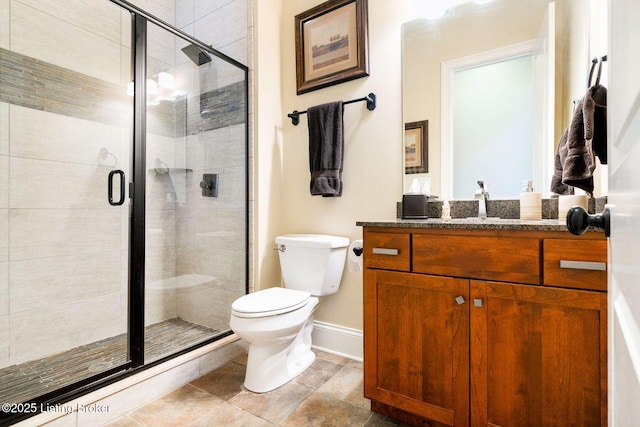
275;234;349;296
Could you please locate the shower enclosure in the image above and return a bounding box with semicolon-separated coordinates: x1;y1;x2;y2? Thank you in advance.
0;0;248;421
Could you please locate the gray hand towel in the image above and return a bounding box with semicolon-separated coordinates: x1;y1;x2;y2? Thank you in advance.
550;129;574;195
550;84;607;196
308;101;344;197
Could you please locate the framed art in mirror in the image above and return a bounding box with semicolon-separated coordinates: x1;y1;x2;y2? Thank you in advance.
295;0;369;95
405;120;428;174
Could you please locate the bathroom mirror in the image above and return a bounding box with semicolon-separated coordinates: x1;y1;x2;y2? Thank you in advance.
402;0;600;199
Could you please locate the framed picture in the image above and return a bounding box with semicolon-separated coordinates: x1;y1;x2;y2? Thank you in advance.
295;0;369;95
405;120;428;174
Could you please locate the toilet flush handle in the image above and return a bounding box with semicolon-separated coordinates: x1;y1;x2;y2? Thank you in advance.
273;244;286;252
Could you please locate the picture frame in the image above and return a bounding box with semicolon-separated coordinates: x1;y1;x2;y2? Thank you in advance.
295;0;369;95
404;120;428;174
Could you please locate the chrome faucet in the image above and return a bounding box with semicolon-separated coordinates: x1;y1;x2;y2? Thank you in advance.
474;180;489;219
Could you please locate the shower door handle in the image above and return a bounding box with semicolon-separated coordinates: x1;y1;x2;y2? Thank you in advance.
108;170;125;206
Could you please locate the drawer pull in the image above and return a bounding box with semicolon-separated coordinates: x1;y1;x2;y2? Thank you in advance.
372;247;399;256
560;260;606;271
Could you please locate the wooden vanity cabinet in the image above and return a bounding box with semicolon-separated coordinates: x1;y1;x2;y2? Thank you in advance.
364;269;470;426
470;280;606;427
362;227;607;427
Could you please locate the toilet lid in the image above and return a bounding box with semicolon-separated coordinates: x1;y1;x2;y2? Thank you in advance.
231;287;310;318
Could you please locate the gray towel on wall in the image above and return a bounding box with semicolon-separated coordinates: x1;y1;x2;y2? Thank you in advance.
550;84;607;196
550;129;574;195
308;101;344;197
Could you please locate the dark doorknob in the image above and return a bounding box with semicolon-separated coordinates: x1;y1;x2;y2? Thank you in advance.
566;205;610;237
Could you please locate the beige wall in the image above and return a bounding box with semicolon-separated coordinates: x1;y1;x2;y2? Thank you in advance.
255;0;412;330
254;0;284;294
254;0;607;331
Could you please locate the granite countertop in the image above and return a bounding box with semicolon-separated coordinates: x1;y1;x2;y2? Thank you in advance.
356;217;575;232
356;197;608;233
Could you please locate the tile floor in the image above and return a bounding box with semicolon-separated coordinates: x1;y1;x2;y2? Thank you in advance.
105;350;409;426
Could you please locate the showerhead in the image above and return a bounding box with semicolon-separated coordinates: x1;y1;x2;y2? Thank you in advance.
181;44;212;66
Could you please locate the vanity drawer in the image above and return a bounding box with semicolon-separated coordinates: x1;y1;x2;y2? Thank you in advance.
364;232;411;271
413;235;541;284
543;239;607;291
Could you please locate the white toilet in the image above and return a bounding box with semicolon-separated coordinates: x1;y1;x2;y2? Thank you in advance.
230;234;349;393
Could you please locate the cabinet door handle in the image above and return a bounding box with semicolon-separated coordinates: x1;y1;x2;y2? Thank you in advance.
473;299;483;307
560;260;606;271
455;296;466;305
372;247;399;256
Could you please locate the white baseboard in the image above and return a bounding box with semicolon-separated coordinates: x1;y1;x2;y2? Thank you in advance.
311;320;363;361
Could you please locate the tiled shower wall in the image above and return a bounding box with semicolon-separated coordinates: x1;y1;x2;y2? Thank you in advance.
137;0;250;333
0;0;251;369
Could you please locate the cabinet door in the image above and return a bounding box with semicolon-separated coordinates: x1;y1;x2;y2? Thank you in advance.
470;281;607;427
364;269;470;426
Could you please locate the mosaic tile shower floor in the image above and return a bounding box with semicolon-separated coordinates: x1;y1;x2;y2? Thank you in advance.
0;319;216;405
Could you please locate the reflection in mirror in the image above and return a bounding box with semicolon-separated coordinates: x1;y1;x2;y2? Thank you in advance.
402;0;598;200
452;54;534;199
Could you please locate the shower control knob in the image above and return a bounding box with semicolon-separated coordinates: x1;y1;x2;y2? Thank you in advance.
566;205;610;237
200;174;218;197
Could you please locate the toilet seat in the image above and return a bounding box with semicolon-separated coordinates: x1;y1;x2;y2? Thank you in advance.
231;287;310;318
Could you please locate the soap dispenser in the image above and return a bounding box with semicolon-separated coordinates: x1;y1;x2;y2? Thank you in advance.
441;200;451;221
520;180;541;220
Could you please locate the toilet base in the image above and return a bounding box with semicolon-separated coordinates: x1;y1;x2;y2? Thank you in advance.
243;317;316;393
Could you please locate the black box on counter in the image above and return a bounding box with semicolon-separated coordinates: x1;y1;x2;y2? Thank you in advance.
402;193;428;219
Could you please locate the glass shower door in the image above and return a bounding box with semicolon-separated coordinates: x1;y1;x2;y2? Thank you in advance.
0;0;133;406
143;21;248;362
1;0;248;419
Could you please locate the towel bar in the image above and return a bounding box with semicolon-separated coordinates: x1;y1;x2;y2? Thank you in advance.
287;93;376;126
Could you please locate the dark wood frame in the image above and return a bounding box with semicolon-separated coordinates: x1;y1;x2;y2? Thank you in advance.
404;120;428;174
295;0;369;95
